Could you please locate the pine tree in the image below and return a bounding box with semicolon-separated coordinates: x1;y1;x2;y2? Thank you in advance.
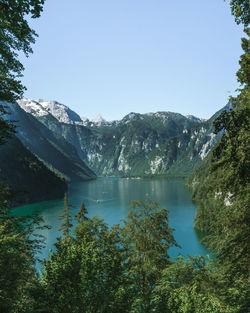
59;193;73;237
74;201;88;223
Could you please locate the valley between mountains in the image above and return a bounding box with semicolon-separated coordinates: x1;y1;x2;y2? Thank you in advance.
0;98;228;204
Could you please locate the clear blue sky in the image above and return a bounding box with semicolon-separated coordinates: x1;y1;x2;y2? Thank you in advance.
20;0;244;120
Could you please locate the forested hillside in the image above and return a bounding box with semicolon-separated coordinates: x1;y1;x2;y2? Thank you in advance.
186;0;250;307
187;0;249;263
0;135;67;204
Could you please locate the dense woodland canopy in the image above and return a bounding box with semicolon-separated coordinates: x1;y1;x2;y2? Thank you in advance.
0;0;249;312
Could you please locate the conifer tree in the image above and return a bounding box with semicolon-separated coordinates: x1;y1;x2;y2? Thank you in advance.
59;193;73;237
74;201;88;223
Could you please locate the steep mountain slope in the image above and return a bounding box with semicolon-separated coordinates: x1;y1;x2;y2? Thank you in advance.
0;135;67;204
3;101;96;181
159;104;228;176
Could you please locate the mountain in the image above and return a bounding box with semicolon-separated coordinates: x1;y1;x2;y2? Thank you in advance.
2;101;96;182
91;114;106;126
13;99;229;178
14;99;211;177
17;98;83;124
0;135;67;205
159;105;228;176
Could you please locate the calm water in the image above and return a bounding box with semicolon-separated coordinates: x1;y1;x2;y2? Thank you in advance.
14;178;210;263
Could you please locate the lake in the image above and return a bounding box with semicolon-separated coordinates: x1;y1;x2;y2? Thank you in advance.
14;177;210;265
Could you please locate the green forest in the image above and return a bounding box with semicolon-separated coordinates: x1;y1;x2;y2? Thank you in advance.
0;0;249;312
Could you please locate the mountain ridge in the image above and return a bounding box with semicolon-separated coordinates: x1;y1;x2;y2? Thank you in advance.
15;98;228;178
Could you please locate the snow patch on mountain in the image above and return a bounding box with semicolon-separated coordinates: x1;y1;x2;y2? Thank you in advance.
17;99;48;117
17;99;83;125
38;100;83;124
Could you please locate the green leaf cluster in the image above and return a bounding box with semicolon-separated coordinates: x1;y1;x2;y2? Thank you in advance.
227;0;250;26
0;0;44;102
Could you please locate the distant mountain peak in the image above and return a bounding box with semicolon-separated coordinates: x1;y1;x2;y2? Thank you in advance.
186;114;204;122
92;114;106;125
81;116;90;126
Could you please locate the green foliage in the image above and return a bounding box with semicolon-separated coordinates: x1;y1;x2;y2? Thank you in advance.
42;216;128;313
120;199;178;313
58;193;73;237
74;200;88;222
188;105;250;276
227;0;250;26
186;2;249;310
0;2;47;309
0;183;47;313
40;198;178;313
189;28;250;276
236;29;250;85
0;0;44;102
41;197;249;313
153;255;250;313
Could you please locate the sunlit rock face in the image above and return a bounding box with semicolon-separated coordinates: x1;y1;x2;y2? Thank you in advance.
17;98;83;124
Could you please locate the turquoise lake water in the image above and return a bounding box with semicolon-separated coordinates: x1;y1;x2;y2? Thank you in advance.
14;177;210;263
